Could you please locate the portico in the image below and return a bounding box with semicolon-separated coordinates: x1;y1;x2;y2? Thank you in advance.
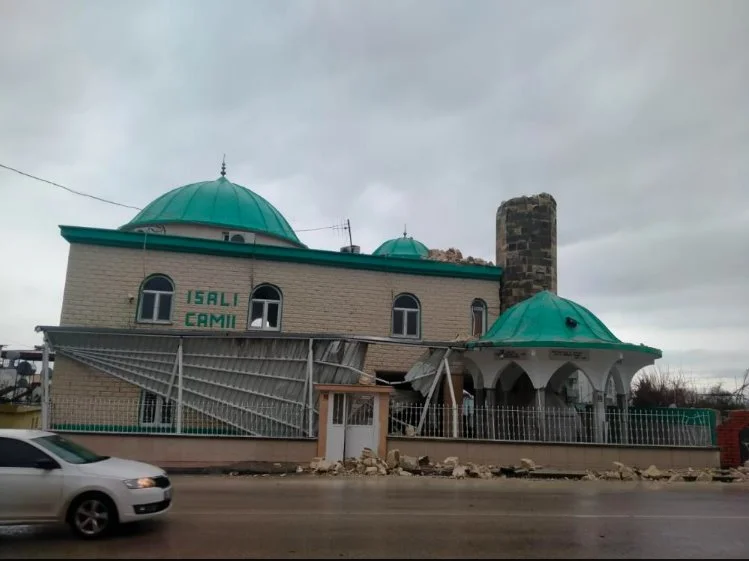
464;291;662;443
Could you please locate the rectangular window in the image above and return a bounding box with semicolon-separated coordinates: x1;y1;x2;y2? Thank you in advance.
392;310;404;335
139;391;173;428
157;293;172;321
266;302;279;329
405;311;418;336
140;293;156;321
250;301;265;328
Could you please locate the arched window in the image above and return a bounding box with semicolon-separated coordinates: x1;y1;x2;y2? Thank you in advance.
138;275;174;323
230;234;245;243
392;293;420;338
249;284;282;330
471;298;487;336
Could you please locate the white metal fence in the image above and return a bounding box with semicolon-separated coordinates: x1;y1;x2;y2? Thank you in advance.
388;404;716;447
49;396;312;438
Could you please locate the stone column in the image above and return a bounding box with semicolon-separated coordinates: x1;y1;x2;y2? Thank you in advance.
592;390;607;443
616;393;630;444
485;388;497;440
474;387;485;439
535;388;547;441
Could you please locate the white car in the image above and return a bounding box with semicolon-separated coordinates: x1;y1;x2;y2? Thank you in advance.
0;429;172;539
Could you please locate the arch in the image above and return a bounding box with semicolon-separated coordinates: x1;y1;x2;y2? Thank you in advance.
494;361;528;393
462;355;484;391
248;283;282;331
391;293;420;338
229;233;245;243
137;274;175;323
547;361;586;393
605;366;626;396
470;298;488;337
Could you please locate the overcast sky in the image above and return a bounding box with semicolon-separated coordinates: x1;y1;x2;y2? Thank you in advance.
1;0;747;388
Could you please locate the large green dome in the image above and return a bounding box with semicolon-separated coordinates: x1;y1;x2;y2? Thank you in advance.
122;176;303;246
372;235;429;259
469;290;661;356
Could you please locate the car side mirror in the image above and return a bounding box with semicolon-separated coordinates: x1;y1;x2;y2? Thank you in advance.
34;458;59;470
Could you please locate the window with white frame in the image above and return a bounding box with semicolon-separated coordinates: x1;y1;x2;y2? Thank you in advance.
139;391;174;427
392;294;420;338
248;284;282;330
137;275;174;323
471;298;487;336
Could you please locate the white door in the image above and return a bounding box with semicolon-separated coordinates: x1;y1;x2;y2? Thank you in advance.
0;437;64;521
344;394;377;460
325;393;346;462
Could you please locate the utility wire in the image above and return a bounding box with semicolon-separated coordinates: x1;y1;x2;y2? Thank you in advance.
1;162;349;235
0;163;143;211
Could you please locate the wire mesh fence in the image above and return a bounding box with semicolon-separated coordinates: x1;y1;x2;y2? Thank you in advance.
388;404;716;447
49;396;313;438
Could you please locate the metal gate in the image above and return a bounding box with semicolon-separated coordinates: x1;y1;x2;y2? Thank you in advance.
325;393;377;461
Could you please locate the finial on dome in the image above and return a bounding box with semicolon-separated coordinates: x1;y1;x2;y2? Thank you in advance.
403;224;407;237
220;154;226;177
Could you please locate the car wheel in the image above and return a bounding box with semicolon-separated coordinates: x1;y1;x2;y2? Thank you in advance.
68;493;119;539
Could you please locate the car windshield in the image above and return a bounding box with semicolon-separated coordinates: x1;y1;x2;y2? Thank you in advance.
32;434;109;465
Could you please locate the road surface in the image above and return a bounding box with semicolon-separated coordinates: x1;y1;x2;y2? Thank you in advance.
2;475;748;559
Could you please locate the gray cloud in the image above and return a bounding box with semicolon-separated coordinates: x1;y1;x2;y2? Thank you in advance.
1;0;747;380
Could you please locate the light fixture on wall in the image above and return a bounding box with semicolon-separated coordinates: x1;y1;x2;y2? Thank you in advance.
127;293;135;303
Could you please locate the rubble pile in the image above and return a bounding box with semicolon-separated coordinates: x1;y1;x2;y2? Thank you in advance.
304;451;749;484
427;248;492;266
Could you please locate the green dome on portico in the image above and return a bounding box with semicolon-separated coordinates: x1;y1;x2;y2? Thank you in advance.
468;291;661;356
121;176;303;247
373;234;429;259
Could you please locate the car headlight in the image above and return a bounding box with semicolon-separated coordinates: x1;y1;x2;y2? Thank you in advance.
123;477;157;489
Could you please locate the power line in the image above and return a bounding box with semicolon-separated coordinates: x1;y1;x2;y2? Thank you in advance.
1;162;352;237
0;163;143;211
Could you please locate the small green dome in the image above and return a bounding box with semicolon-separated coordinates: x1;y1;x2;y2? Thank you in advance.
372;235;429;259
473;291;661;356
122;176;303;246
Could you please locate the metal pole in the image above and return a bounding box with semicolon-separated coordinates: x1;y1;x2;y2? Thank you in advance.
307;338;314;437
444;356;459;438
416;349;451;435
176;338;184;434
41;341;50;431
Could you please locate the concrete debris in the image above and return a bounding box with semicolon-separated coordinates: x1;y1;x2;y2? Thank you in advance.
302;453;733;484
443;456;460;467
452;465;468;479
696;471;713;482
642;465;664;480
399;455;420;473
405;425;416;437
428;247;493;266
613;461;639;481
386;449;401;470
361;448;376;460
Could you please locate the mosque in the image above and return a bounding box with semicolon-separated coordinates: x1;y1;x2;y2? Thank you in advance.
38;163;661;444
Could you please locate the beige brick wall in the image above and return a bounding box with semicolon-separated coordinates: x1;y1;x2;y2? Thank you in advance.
59;243;500;375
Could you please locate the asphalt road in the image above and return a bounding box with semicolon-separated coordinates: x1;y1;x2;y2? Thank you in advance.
2;475;749;559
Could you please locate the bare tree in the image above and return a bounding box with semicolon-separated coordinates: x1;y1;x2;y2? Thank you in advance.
631;365;748;411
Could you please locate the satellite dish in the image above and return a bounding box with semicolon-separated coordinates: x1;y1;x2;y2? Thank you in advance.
16;361;34;376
